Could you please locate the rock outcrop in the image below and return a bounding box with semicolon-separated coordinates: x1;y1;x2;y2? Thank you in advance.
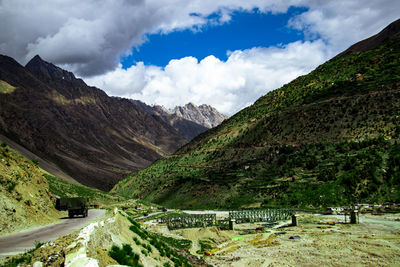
130;100;208;140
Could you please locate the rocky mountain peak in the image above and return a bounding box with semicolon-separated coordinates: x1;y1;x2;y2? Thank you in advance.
153;105;171;114
186;102;197;108
25;55;76;82
171;102;228;128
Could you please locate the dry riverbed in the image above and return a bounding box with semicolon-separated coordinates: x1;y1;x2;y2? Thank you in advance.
146;212;400;266
202;213;400;266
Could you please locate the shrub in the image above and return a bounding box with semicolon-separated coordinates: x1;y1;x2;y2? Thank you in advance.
7;181;17;192
156;235;192;250
31;158;39;165
108;244;143;267
141;249;147;256
133;237;141;245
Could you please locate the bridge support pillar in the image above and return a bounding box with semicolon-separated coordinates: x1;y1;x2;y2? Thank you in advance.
229;219;236;230
350;210;358;224
291;215;298;226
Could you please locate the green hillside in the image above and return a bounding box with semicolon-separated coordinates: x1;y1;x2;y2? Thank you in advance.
44;174;122;205
0;142;62;235
112;24;400;210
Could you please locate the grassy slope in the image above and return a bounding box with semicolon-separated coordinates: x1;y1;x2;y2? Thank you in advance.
44;174;122;205
113;36;400;210
0;140;120;214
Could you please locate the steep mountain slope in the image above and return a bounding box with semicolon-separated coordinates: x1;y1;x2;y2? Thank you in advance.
0;133;79;184
0;55;187;190
0;142;62;236
113;19;400;209
171;103;228;128
130;100;208;140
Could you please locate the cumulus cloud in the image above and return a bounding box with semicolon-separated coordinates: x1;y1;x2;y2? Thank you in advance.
289;0;400;52
86;40;329;115
0;0;295;76
1;0;399;114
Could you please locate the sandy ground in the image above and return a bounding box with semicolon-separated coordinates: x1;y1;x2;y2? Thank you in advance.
146;213;400;267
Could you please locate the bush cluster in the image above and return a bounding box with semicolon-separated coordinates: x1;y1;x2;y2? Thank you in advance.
108;244;142;267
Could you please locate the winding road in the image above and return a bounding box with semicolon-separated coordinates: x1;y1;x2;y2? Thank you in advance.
0;209;105;257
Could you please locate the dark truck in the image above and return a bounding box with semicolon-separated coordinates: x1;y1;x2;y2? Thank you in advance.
56;197;89;218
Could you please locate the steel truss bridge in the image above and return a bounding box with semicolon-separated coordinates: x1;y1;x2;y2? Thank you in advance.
159;208;295;229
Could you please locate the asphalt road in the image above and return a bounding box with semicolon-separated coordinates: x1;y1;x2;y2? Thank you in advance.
0;209;105;257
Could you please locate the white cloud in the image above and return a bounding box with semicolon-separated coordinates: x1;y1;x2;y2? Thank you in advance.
289;0;400;52
0;0;296;76
86;40;329;115
1;0;399;115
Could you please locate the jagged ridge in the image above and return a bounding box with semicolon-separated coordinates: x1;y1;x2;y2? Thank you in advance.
129;100;209;140
171;103;228;129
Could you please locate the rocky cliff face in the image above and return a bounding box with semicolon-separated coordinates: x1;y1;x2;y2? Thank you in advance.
0;55;187;190
171;103;228;129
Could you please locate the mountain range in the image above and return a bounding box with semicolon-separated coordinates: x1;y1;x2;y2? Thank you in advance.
0;55;225;190
129;101;227;140
112;18;400;209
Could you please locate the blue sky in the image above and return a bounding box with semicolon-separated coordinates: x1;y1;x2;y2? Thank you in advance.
1;0;399;115
121;7;307;68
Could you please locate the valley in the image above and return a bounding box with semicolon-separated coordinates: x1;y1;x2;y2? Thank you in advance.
0;12;399;267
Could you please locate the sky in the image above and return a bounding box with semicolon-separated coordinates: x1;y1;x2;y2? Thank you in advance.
1;1;399;115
